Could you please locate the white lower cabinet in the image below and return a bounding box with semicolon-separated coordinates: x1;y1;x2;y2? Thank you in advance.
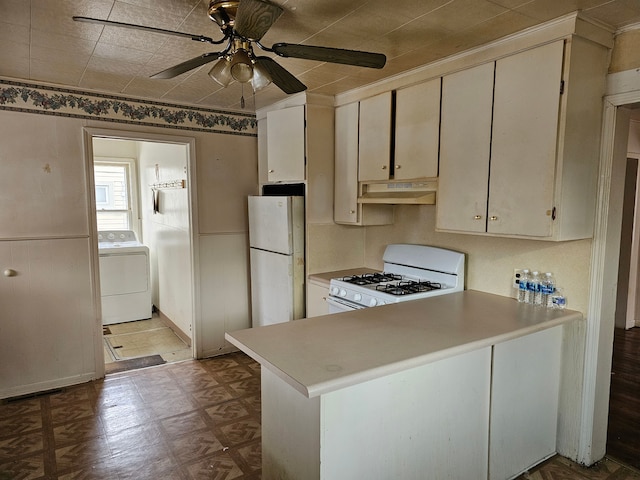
306;281;329;318
490;326;562;479
262;348;491;480
260;326;563;480
0;237;97;398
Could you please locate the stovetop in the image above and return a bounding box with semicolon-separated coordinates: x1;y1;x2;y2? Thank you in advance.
328;244;465;308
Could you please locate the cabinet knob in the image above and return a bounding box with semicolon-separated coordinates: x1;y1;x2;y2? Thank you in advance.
395;165;401;169
381;165;387;170
268;169;274;173
490;215;498;221
3;269;17;277
474;215;482;220
350;210;355;214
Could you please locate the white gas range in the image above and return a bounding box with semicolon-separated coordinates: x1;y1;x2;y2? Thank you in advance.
327;244;465;313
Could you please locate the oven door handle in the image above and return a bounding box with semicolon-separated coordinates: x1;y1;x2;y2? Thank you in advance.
326;296;363;311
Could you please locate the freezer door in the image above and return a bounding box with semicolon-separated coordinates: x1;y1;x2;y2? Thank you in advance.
248;196;294;255
250;248;298;327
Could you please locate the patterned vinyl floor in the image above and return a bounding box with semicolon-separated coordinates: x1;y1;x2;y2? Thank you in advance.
1;352;638;480
0;352;260;479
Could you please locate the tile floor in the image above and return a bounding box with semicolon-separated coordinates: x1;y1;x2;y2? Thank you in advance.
0;353;260;479
103;316;193;368
1;352;639;480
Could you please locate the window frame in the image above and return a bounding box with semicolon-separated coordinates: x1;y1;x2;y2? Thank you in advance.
93;158;140;235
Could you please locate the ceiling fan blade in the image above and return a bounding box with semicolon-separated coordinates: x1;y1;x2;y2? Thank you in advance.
151;52;223;79
272;43;386;69
255;57;306;94
72;16;222;44
234;0;283;41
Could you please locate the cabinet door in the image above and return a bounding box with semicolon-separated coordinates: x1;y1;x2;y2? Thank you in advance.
437;62;494;233
489;41;564;236
0;238;96;393
490;327;562;480
395;79;440;180
306;281;329;317
358;92;392;181
334;103;360;224
257;117;269;184
266;105;306;182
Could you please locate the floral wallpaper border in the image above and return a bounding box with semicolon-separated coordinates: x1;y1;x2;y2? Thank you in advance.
0;79;257;136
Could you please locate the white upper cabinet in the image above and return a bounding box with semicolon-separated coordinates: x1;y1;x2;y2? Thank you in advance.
394;79;440;180
437;37;609;240
358;92;392;181
334;103;360;224
334;102;393;226
488;41;564;237
266;105;305;182
438;62;494;233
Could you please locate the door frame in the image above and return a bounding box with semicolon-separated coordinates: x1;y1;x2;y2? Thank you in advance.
579;73;639;464
82;127;200;377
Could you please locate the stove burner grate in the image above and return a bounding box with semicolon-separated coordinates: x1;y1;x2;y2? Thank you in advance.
341;272;402;286
376;280;443;296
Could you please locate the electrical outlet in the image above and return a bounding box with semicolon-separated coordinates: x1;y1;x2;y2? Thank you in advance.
513;269;524;290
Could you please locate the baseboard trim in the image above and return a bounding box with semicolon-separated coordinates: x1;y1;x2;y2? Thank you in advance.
157;309;192;347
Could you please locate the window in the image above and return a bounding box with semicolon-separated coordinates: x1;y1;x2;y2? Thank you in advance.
94;162;133;231
95;184;110;206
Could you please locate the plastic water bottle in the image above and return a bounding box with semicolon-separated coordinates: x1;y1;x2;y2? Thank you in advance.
517;269;530;303
551;288;567;309
540;272;556;308
528;271;540;305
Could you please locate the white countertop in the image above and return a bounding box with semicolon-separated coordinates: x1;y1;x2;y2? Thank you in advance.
307;267;379;287
225;290;582;398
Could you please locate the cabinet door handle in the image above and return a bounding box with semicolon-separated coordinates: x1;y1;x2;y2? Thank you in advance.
490;215;498;221
474;215;482;220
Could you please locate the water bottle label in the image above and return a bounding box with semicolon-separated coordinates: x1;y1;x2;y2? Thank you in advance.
519;281;528;291
541;284;555;295
552;295;566;307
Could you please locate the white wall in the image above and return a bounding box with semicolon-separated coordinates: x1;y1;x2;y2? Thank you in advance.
0;111;98;398
0;108;257;399
139;141;192;339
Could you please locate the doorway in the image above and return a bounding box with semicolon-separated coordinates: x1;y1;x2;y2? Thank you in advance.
84;128;200;375
606;110;640;469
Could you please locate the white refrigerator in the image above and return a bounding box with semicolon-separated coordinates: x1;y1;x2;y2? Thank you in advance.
248;195;305;327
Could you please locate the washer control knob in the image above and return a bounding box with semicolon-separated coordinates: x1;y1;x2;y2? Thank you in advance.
339;289;347;297
331;287;339;296
369;298;378;307
354;293;362;302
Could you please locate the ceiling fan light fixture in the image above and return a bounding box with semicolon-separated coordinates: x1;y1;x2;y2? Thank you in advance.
251;61;272;91
229;49;253;83
208;58;233;87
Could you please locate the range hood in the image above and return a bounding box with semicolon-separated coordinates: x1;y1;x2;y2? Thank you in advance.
358;179;437;205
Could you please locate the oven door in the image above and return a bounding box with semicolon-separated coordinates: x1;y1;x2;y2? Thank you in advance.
326;296;364;314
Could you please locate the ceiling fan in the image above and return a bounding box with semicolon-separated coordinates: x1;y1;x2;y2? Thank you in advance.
73;0;386;97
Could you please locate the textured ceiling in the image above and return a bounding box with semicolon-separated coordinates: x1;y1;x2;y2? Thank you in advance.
1;0;640;113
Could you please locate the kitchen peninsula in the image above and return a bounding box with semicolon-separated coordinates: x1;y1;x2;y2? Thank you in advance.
225;290;582;480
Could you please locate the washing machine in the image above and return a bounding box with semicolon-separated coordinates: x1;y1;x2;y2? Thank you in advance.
98;230;152;325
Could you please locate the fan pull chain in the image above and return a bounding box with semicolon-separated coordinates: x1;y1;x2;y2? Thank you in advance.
240;83;245;109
